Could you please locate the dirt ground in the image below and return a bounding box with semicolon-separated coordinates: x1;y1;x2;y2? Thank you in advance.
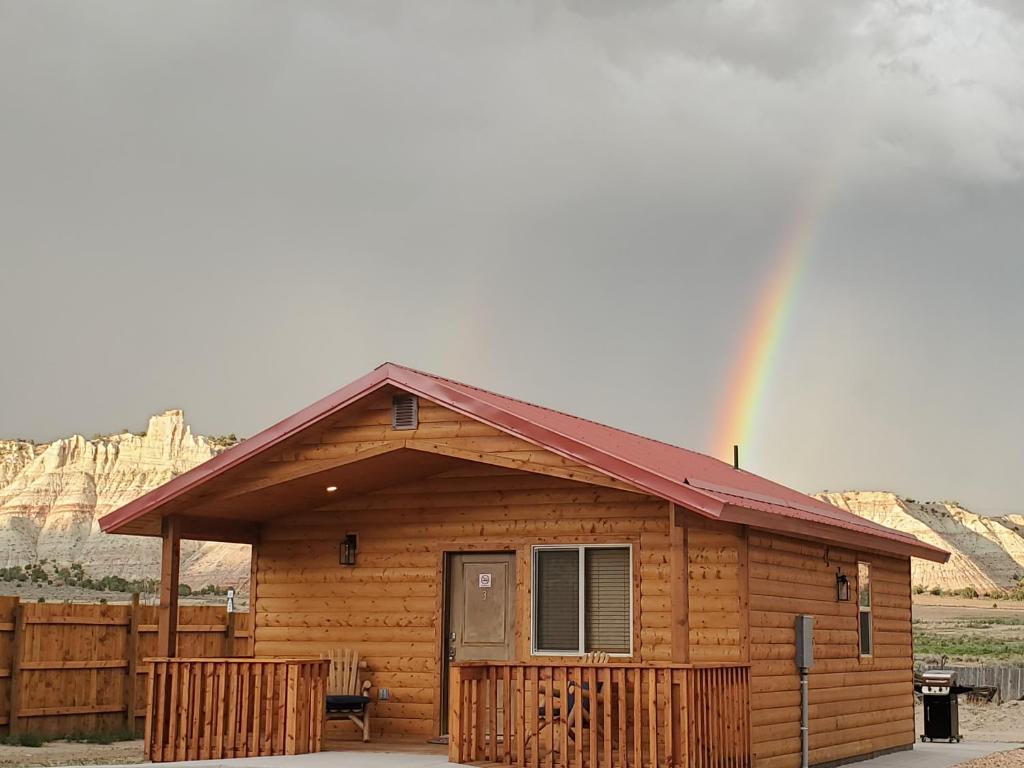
945;700;1024;741
0;740;142;767
915;595;1024;624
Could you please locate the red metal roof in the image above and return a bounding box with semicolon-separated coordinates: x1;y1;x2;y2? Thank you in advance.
99;363;949;562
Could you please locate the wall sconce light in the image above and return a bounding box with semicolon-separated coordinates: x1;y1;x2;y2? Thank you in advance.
340;534;358;566
836;569;851;602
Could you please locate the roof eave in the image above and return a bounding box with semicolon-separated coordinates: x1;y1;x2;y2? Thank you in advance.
718;503;951;562
98;367;395;534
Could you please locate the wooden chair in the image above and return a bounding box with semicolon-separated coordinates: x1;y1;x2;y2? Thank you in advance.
323;648;372;742
529;652;610;750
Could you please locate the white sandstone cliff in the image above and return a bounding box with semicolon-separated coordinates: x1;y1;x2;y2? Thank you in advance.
816;490;1024;593
0;411;249;587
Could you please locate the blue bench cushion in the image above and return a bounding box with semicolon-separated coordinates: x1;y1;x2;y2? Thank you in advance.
326;694;370;712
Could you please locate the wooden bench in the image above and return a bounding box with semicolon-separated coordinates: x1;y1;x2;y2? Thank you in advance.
323;648;372;742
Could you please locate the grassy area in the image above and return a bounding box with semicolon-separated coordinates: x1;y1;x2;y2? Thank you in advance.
914;632;1024;660
953;617;1024;629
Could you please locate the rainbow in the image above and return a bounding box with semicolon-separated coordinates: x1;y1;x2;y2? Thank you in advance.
710;183;825;465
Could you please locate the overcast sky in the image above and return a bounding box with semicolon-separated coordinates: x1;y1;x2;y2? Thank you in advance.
2;1;1022;514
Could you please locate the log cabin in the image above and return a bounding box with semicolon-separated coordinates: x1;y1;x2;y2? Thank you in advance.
100;363;948;768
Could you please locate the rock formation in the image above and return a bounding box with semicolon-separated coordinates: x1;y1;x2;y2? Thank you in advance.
0;412;250;588
816;491;1024;593
3;413;1021;597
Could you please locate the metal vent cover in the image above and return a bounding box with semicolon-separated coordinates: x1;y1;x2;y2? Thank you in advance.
392;394;418;430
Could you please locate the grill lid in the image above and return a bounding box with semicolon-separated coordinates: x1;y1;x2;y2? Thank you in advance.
922;669;957;686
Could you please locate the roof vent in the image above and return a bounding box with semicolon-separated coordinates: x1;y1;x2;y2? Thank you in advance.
392;394;418;430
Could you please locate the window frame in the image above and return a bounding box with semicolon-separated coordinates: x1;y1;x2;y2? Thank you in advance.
857;560;873;658
531;543;634;657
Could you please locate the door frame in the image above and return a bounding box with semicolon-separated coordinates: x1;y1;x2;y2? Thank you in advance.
439;550;517;735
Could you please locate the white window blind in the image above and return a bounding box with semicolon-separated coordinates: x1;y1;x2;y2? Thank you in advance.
585;548;631;654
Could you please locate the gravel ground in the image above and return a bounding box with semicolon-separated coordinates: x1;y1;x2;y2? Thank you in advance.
955;748;1024;767
0;740;143;767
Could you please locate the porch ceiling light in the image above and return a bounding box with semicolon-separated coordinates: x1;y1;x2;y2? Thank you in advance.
326;486;338;493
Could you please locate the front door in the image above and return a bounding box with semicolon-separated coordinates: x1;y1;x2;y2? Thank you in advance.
442;552;516;732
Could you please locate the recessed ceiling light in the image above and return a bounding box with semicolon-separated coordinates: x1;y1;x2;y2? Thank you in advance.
326;486;338;493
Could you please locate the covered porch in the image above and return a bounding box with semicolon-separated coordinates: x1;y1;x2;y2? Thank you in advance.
142;656;751;767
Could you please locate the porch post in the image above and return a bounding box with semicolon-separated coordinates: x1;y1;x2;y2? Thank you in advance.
157;515;181;658
669;504;690;662
247;533;259;657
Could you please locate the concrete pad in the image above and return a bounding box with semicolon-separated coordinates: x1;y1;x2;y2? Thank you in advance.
846;741;1023;768
60;741;1024;768
70;751;459;768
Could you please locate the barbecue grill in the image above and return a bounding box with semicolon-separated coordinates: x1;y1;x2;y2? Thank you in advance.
919;669;969;743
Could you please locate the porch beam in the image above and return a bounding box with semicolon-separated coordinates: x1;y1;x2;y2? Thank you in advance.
178;515;259;545
401;440;642;493
210;443;406;502
157;515;181;658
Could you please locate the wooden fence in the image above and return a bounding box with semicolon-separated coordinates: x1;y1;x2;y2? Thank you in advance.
0;596;251;737
449;662;751;768
144;658;329;762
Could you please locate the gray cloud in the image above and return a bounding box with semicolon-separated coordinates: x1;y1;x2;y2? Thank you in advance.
1;0;1021;513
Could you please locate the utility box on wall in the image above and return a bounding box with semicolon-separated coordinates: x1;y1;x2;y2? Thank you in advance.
795;614;814;668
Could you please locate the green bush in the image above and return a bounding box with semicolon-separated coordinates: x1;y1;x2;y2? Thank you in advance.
914;632;1024;660
66;728;138;745
0;733;45;747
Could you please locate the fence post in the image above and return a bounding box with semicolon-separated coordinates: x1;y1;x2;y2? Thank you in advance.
448;664;463;763
8;599;25;735
125;593;141;731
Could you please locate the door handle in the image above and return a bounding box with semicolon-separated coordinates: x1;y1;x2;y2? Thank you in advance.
448;647;456;662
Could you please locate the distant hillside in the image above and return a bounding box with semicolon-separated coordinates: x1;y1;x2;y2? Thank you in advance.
0;411;250;589
3;413;1019;599
816;491;1024;594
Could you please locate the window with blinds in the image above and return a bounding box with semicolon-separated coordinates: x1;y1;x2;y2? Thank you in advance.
533;545;632;655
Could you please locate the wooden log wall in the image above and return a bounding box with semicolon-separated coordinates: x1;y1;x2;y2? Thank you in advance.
243;391;915;764
746;532;914;768
686;520;748;664
258;465;670;743
0;597;251;737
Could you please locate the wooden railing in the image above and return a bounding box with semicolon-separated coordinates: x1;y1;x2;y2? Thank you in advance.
144;658;329;762
449;662;750;768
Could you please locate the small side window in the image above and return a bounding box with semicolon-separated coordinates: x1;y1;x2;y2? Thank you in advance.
858;562;872;657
